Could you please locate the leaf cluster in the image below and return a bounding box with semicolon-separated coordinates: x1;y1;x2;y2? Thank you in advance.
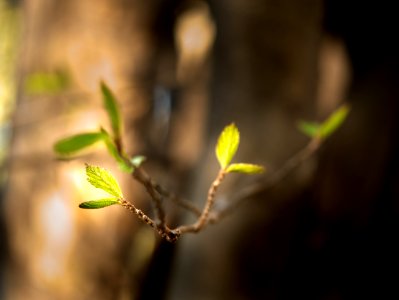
53;82;143;173
79;165;123;209
215;123;264;174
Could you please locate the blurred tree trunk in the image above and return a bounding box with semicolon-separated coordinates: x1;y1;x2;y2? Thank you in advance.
168;1;324;299
4;1;166;299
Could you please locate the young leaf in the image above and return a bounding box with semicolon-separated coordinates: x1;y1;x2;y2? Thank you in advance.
79;198;120;209
319;104;350;139
216;123;240;169
226;163;265;174
130;155;146;168
101;81;121;138
297;121;320;138
54;132;105;156
85;164;123;199
101;129;133;173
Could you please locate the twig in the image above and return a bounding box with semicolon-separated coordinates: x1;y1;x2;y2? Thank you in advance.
175;169;226;234
209;137;321;223
120;199;179;242
152;183;202;216
131;167;166;227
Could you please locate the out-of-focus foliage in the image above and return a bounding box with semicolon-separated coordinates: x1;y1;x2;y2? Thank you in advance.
54;132;105;156
298;104;350;139
101;129;134;172
319;104;350;138
297;121;320;138
53;83;135;173
101;81;122;139
24;70;69;95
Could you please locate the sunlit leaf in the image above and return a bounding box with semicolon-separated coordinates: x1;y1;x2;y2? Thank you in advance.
130;155;146;168
79;198;120;209
86;164;123;198
101;129;133;173
216;123;240;169
54;132;104;156
297;121;320;138
25;71;69;95
226;163;265;174
100;81;121;139
319;104;350;139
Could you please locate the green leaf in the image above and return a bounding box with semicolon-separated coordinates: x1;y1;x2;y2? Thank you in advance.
101;129;133;173
216;123;240;169
25;70;69;95
226;163;265;174
130;155;146;168
54;132;105;155
297;121;320;138
319;104;350;138
79;198;120;209
85;164;123;198
100;81;121;139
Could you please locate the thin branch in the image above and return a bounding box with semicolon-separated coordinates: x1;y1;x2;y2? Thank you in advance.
175;169;226;234
169;195;202;216
152;183;202;216
120;199;179;242
209;137;321;223
131;167;166;227
120;199;157;228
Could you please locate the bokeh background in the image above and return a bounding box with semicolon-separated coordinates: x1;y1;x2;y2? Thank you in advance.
1;0;398;299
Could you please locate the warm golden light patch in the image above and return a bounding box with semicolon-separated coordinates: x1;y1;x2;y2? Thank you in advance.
175;1;216;83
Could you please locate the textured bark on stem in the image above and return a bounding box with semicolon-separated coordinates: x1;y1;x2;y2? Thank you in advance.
120;199;180;242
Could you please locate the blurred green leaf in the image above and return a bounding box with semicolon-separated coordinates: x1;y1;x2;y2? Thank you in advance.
54;132;104;156
319;104;350;138
216;123;240;169
86;164;123;198
101;129;133;173
130;155;146;168
79;198;120;209
25;71;69;95
226;163;265;174
101;81;121;139
297;121;320;138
